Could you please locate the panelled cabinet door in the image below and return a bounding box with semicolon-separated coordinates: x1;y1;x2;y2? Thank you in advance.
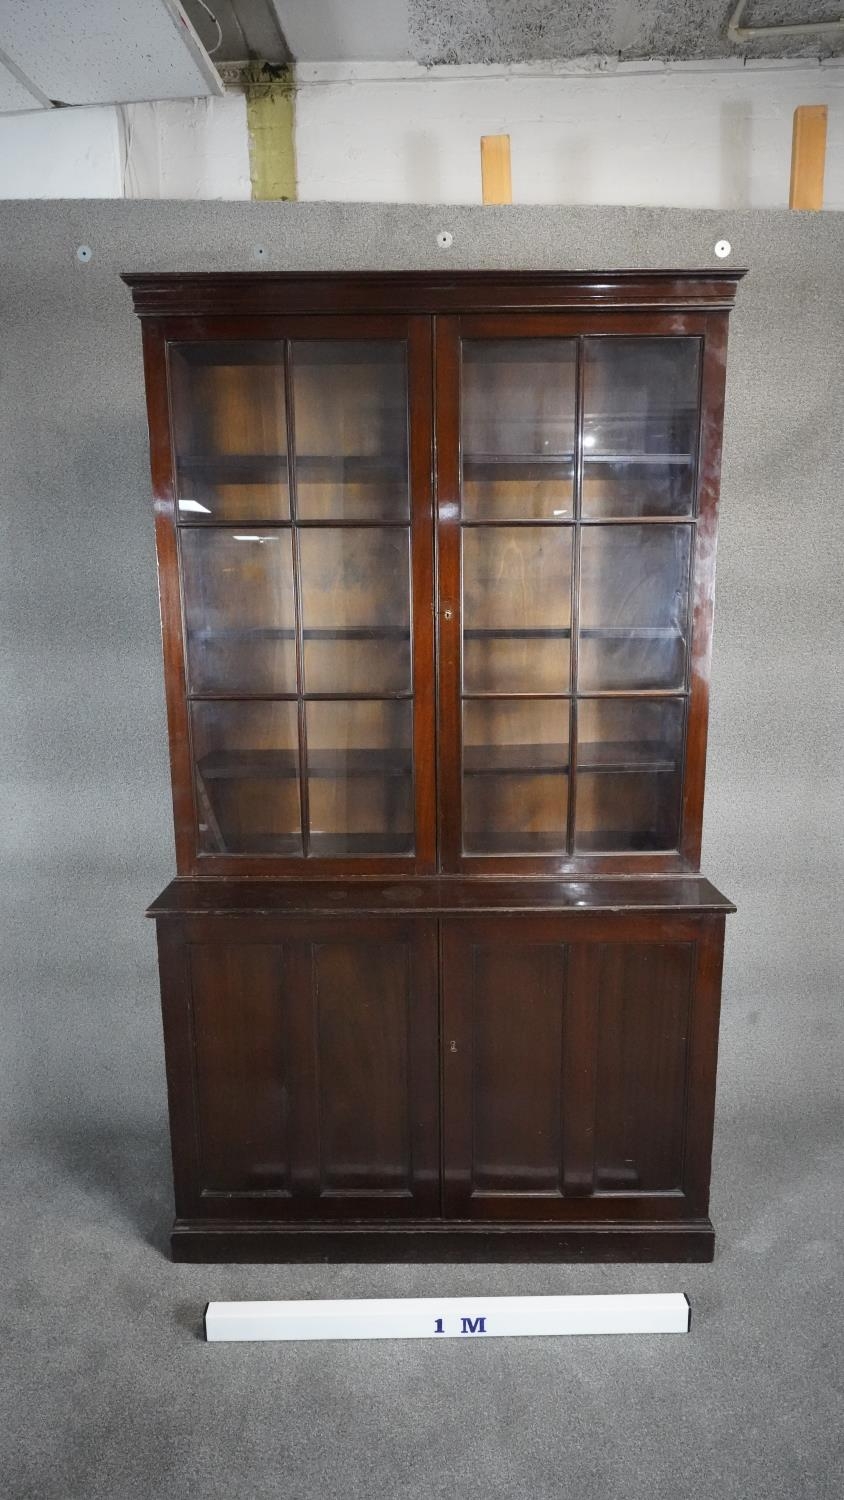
162;917;439;1220
163;318;436;876
435;312;725;876
441;917;722;1221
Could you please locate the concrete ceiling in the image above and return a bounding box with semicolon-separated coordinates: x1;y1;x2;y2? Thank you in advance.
275;1;414;63
181;0;290;63
0;0;223;114
272;0;844;63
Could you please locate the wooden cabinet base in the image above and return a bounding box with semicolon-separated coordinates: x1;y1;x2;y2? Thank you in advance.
170;1218;715;1264
151;876;732;1265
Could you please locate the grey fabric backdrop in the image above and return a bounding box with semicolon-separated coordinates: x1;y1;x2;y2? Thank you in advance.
1;203;842;1500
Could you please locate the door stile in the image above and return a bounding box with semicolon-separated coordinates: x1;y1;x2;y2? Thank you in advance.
433;316;463;870
407;316;438;871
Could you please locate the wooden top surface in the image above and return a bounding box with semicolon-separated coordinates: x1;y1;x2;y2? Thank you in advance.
148;876;735;918
122;269;746;317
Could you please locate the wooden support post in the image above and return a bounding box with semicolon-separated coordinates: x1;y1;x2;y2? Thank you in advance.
789;106;827;211
481;135;512;204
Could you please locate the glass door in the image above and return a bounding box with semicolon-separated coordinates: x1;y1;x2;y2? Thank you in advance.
168;319;435;872
437;317;703;871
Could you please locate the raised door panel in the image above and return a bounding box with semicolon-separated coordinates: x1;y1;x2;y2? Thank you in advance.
176;917;439;1219
189;941;291;1193
311;939;416;1194
441;918;703;1221
442;922;569;1217
467;942;566;1194
592;943;693;1192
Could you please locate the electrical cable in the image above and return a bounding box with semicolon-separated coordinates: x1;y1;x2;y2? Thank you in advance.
193;0;223;56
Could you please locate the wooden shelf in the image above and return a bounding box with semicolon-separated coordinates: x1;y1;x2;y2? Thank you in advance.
177;453;405;485
464;627;571;641
580;626;683;640
204;832;303;856
462;451;694;482
463;831;566;855
584;453;693;469
309;832;413;856
196;741;677;782
192;625;677;643
198;748;412;781
574;831;678;854
463;454;574;482
199;741;675;784
578;739;677;774
296;455;407;484
178;454;288;484
463;740;676;777
465;627;683;641
193;626;409;642
179;449;693;491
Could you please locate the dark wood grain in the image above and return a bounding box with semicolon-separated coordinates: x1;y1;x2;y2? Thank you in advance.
170;1219;715;1263
134;271;739;1263
160;916;439;1223
442;931;568;1212
188;940;292;1193
141;324;196;873
123;269;745;319
681;313;731;867
592;942;694;1191
147;876;736;918
441;914;718;1226
139;311;437;879
407;316;438;871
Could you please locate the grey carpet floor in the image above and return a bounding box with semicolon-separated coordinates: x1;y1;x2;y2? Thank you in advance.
2;1097;841;1500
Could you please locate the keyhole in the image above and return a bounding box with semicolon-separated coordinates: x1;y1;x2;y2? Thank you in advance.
449;1040;458;1053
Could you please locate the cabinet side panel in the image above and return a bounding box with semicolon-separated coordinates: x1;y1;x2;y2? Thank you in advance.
594;943;693;1191
683;915;727;1214
188;942;291;1193
156;919;201;1216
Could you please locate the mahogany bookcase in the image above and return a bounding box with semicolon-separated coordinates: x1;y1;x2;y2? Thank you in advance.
125;270;743;1262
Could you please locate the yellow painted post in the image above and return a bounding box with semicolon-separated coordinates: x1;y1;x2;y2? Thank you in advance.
789;106;827;210
244;63;296;202
481;135;512;204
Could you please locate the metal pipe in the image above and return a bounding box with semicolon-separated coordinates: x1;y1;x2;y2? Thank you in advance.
728;0;844;43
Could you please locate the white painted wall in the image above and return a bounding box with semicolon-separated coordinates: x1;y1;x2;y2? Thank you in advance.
0;95;249;199
0;106;124;197
295;60;844;209
0;59;842;208
122;96;250;199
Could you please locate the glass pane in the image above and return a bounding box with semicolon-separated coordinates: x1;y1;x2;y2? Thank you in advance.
181;528;296;695
306;700;413;856
462;340;576;519
170;343;289;523
293;342;408;521
574;698;685;853
581;337;700;518
463;698;569;855
463;527;572;693
578;524;691;691
299;528;411;695
191;701;302;856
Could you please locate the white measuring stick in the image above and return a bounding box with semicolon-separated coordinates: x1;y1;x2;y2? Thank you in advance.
205;1292;690;1342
